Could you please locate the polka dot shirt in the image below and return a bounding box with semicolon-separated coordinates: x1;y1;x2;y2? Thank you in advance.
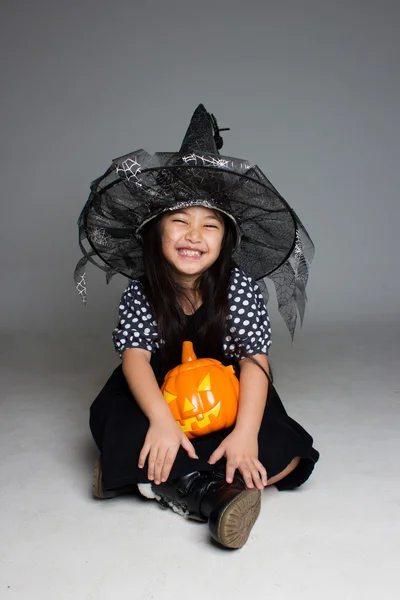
112;266;271;360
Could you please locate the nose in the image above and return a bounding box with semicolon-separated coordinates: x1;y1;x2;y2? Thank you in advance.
185;224;202;244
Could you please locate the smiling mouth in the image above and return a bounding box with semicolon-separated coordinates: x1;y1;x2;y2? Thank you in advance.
177;248;204;258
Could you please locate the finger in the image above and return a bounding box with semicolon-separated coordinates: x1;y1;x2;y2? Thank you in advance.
249;464;264;491
225;460;237;484
181;436;199;459
208;445;225;465
254;459;268;487
138;441;151;469
239;465;254;489
154;449;167;485
160;447;178;483
147;448;158;481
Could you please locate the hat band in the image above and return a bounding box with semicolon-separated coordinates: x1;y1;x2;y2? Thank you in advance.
136;200;242;249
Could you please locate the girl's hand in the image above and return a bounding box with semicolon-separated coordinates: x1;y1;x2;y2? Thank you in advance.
138;416;198;485
208;430;267;490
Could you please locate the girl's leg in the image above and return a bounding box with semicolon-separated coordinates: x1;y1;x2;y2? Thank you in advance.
266;456;301;486
256;384;319;490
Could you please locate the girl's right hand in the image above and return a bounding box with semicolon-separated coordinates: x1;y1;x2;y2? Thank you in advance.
138;416;198;485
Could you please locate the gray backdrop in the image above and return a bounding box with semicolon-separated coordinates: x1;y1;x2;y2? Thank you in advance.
1;0;399;341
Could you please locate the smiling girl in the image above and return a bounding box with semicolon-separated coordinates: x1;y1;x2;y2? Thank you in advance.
75;104;319;549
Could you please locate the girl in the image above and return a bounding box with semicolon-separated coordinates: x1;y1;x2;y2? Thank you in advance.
75;104;319;549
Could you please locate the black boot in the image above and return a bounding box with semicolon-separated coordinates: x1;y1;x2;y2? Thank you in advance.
152;470;261;549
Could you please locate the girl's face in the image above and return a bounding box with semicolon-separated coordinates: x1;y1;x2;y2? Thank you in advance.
160;206;225;285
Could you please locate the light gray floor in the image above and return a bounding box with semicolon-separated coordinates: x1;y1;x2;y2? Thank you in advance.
1;319;399;600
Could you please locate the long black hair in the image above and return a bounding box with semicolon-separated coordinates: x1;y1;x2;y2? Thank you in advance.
141;211;235;373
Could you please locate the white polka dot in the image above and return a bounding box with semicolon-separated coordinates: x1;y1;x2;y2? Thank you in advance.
231;305;237;312
238;308;245;315
234;318;240;324
243;320;249;326
239;329;245;335
243;300;249;306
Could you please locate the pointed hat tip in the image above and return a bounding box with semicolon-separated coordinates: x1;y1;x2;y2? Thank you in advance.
180;103;219;154
193;103;207;113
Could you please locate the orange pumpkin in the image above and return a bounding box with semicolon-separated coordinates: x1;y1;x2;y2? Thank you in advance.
161;341;239;438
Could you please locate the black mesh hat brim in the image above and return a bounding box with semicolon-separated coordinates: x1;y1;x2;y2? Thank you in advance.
77;163;297;282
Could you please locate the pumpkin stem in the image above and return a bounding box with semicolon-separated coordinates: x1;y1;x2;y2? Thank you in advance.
182;341;197;363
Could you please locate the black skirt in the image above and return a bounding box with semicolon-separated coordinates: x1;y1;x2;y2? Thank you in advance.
90;361;319;492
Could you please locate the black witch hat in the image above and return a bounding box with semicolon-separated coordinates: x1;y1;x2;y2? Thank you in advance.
74;104;314;336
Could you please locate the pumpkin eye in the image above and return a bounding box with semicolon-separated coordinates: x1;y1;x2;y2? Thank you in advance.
164;389;177;404
197;373;211;392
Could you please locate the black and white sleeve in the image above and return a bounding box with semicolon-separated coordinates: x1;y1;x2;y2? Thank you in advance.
223;267;272;360
112;281;159;357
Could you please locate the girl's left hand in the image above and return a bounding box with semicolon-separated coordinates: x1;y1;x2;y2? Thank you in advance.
208;430;268;490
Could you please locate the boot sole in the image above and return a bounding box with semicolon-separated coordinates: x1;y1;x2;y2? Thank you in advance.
210;488;261;549
93;457;117;499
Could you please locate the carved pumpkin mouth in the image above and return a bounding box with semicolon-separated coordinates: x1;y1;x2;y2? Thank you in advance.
179;401;221;434
163;387;222;434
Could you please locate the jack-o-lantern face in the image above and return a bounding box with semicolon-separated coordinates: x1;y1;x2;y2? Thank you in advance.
161;341;239;438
